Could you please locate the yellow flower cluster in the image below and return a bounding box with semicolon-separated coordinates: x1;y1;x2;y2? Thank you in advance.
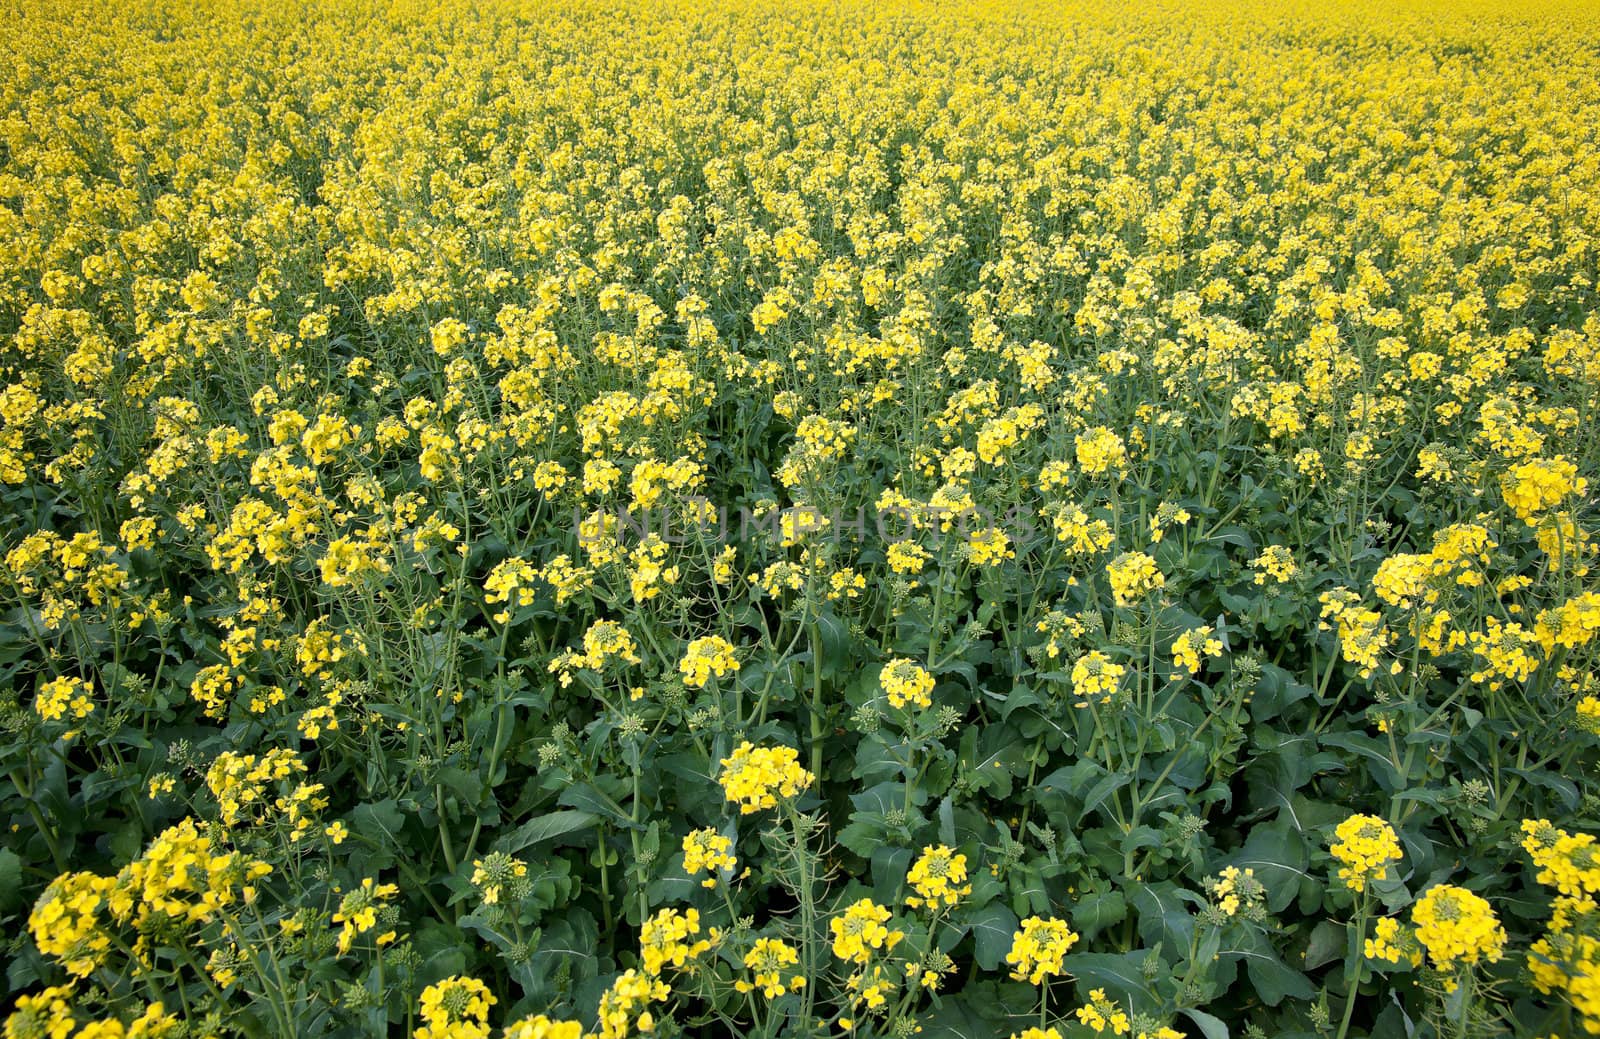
34;675;95;723
504;1017;584;1039
1329;814;1404;893
205;748;307;825
681;828;736;888
1502;456;1587;524
332;877;399;955
1205;866;1265;919
737;937;804;999
1523;819;1600;898
1170;626;1223;677
1365;917;1422;967
1006;915;1080;985
1411;884;1506;971
1075;427;1128;476
415;976;495;1039
639;907;712;976
470;852;530;906
1071;651;1125;707
1521;821;1600;1031
717;742;813;814
880;658;935;710
830;898;904;965
595;970;667;1039
679;635;740;689
1319;589;1395;679
30;819;273;989
1074;989;1131;1035
1107;552;1165;608
3;993;178;1039
1467;617;1543;690
905;845;971;911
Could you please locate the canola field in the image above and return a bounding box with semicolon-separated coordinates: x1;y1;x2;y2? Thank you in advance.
4;1;1600;1037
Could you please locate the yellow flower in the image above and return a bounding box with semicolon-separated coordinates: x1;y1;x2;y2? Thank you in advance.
1075;427;1128;475
1071;651;1124;707
1411;884;1506;970
639;906;712;976
830;898;904;965
1330;814;1404;893
680;635;739;689
1006;916;1080;985
504;1016;584;1039
718;742;813;814
415;976;495;1039
1106;551;1164;607
333;877;399;955
682;828;736;888
35;676;94;722
905;845;971;911
738;937;802;999
880;658;935;709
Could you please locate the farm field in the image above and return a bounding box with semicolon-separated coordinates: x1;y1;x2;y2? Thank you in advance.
4;0;1600;1036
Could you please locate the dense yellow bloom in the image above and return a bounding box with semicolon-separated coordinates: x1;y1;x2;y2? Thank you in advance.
1075;427;1128;475
5;0;1600;1033
1522;820;1600;899
681;828;736;888
639;907;712;976
34;676;94;722
880;658;935;709
718;742;813;814
1170;626;1223;677
1107;552;1165;607
1005;915;1080;985
333;877;399;955
503;1017;584;1039
595;970;667;1039
830;898;904;965
1372;553;1447;609
1330;814;1404;893
415;977;495;1039
1468;617;1542;690
737;937;804;998
29;871;115;977
1411;884;1506;970
905;845;971;911
4;987;75;1039
1071;651;1125;707
1049;504;1116;556
1319;589;1395;679
1502;456;1587;523
680;635;740;689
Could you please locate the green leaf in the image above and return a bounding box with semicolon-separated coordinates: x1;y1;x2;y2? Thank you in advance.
1221;820;1308;914
1071;890;1127;941
1059;951;1163;1005
1303;919;1346;970
1229;931;1315;1006
1183;1008;1230;1039
559;783;639;830
0;848;20;912
497;809;601;852
1130;882;1196;951
1078;772;1132;824
968;901;1019;971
